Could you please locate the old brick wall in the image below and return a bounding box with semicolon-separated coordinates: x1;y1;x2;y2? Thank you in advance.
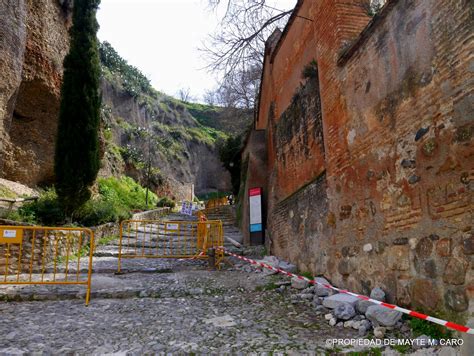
328;0;474;316
271;73;325;200
269;173;329;275
247;0;473;321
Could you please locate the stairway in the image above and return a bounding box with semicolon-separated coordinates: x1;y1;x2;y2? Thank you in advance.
202;205;243;245
94;208;242;259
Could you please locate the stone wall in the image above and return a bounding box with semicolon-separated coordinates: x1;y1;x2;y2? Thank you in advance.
240;130;267;245
0;208;170;274
0;0;72;185
246;0;474;322
0;227;89;275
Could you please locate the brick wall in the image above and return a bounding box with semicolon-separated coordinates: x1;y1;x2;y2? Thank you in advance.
245;0;474;321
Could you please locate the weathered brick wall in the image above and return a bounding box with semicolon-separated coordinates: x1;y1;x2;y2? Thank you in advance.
271;74;325;200
269;173;329;276
327;0;473;316
248;0;473;322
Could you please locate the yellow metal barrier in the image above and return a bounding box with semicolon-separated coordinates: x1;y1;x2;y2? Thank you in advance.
117;220;224;272
0;226;94;305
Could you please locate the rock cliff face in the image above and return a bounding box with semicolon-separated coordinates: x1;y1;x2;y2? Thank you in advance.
0;0;231;199
0;0;28;175
0;0;72;185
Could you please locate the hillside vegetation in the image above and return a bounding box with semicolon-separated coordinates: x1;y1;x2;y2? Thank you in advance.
98;42;242;199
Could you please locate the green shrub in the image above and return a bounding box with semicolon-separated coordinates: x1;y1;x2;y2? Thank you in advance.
410;316;452;339
19;188;64;225
299;271;314;280
12;177;157;226
98;176;158;210
75;198;129;226
99;41;154;98
218;135;243;195
157;197;176;209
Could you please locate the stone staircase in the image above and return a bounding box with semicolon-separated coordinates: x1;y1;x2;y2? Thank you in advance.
94;209;242;259
203;205;243;245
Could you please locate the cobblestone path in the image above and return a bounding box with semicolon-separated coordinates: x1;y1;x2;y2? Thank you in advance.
0;213;464;354
0;256;362;354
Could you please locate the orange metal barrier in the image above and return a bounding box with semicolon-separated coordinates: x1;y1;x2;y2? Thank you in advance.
0;226;94;305
117;220;224;272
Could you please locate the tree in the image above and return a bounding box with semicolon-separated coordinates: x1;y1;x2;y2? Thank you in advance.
202;1;294;108
177;87;194;102
218;135;244;195
214;63;261;109
55;0;102;214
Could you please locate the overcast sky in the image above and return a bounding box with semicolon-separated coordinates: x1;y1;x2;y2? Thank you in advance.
97;0;296;101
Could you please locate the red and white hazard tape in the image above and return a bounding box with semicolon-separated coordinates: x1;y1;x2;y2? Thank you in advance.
217;247;474;335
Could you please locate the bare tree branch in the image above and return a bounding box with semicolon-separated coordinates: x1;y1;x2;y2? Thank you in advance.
201;1;294;110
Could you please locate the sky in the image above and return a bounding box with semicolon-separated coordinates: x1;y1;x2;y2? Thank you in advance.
97;0;296;101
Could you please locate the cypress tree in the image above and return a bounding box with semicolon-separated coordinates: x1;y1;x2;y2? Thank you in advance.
55;0;102;214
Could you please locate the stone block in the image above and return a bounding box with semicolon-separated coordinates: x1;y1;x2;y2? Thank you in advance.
443;257;468;285
370;287;385;301
373;326;386;338
314;277;332;297
415;237;433;259
413;335;432;349
278;261;297;273
365;305;402;327
341;246;359;257
322;293;359;309
291;277;309;290
410;279;440;311
375;241;387;254
355;300;373;314
387;245;410;271
463;235;474;255
436;238;452;257
363;243;373;252
423;259;437;278
392;237;408;245
337;259;353;276
333;303;356;320
262;255;280;266
444;288;468;312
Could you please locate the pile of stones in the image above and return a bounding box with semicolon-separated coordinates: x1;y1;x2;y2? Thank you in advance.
290;278;409;338
237;255;412;339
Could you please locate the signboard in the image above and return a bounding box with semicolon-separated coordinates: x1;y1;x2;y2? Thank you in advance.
166;223;179;231
249;187;262;233
181;201;193;216
0;228;23;244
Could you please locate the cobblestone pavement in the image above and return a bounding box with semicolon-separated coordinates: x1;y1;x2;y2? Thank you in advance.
0;216;465;354
0;256;364;354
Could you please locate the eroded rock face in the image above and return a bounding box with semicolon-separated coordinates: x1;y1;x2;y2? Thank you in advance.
0;0;28;169
0;0;72;185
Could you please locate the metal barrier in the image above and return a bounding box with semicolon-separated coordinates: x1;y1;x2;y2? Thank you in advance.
0;226;94;305
205;197;228;209
117;220;224;272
